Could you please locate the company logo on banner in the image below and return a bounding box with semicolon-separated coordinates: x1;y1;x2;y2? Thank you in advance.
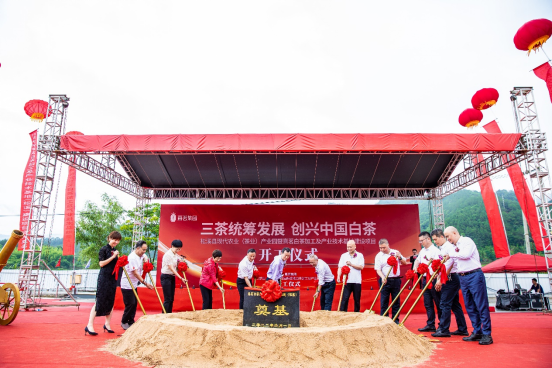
158;204;420;289
19;130;38;250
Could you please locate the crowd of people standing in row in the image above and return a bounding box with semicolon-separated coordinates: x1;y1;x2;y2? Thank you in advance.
85;226;493;345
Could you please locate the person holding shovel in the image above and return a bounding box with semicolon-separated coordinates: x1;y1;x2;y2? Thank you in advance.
237;248;258;309
160;239;186;313
199;249;224;310
338;240;365;312
430;229;468;338
374;238;406;323
121;240;154;330
309;254;336;311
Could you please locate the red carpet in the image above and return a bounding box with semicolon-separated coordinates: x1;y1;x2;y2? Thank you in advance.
2;302;551;368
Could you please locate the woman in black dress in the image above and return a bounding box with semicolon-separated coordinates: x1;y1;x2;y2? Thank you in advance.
85;231;121;335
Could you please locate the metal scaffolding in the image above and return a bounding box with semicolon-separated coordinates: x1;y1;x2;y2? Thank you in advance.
18;95;69;308
17;89;552;308
510;86;552;298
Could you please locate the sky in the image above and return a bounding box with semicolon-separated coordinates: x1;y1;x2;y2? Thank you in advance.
0;1;551;238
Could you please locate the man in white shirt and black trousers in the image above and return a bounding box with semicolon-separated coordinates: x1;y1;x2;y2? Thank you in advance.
309;254;336;311
121;240;154;330
374;238;406;323
414;231;442;332
338;240;365;312
430;229;469;338
237;248;258;309
444;226;493;345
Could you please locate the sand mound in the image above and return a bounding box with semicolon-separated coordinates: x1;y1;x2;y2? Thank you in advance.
106;310;433;368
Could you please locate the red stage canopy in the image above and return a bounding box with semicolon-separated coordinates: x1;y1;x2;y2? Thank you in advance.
58;133;522;193
60;133;521;153
481;253;550;273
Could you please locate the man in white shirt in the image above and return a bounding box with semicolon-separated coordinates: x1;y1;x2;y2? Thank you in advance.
374;238;406;323
309;254;336;311
266;247;291;284
430;229;468;338
121;240;154;330
237;248;258;309
338;240;365;312
414;231;442;332
444;226;493;345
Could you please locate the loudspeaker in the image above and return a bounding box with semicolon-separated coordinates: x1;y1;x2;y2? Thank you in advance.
530;294;544;310
518;294;531;310
496;294;512;310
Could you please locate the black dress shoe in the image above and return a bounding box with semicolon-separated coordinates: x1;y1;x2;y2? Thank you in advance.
418;325;437;332
479;335;493;345
85;326;98;336
431;331;451;337
103;325;115;333
451;330;469;336
462;333;483;341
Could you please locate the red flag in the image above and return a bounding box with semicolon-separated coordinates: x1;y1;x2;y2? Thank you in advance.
483;121;547;251
62;131;83;256
55;257;62;268
19;130;38;250
473;153;510;258
533;62;552;103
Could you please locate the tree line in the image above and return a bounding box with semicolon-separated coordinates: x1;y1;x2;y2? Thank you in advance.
1;194;160;270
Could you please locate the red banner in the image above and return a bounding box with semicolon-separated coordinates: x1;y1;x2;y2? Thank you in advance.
63;166;76;255
62;131;82;256
473;153;510;258
19;130;38;250
158;204;420;289
483;121;547;251
533;62;552;103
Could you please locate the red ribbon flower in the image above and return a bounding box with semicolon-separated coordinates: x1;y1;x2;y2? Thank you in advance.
178;261;188;274
177;262;188;288
261;280;283;303
341;265;351;275
253;269;261;279
431;260;448;285
387;255;398;274
142;261;154;280
405;269;417;284
112;255;128;280
416;263;432;289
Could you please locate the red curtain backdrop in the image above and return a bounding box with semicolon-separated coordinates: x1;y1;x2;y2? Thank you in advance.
19;130;38;250
483;121;546;252
157;204;420;289
472;153;510;258
533;62;552;103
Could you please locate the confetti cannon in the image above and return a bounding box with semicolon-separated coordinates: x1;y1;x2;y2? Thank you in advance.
0;230;24;325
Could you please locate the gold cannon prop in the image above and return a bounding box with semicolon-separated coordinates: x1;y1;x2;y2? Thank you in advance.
0;230;24;325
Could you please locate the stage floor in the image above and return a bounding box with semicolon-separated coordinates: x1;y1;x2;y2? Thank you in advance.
2;302;551;368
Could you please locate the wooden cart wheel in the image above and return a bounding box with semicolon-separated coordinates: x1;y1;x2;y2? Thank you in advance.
0;283;20;326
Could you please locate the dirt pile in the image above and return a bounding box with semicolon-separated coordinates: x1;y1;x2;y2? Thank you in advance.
106;310;433;368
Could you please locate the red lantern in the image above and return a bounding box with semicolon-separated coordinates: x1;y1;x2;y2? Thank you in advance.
24;99;50;123
514;18;552;55
458;108;483;128
471;88;499;110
